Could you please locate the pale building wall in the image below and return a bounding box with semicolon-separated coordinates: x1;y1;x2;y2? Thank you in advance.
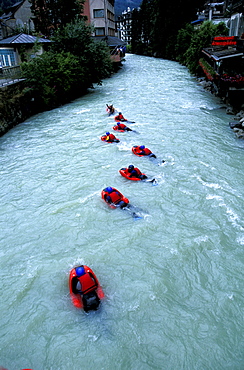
83;0;115;36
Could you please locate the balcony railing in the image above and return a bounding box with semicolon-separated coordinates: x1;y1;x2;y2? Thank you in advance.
0;65;24;87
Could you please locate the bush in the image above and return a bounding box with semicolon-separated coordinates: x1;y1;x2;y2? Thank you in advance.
176;21;228;74
21;18;113;110
21;51;89;109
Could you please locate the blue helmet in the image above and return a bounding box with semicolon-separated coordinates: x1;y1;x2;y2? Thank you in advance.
76;266;85;277
128;165;134;170
117;122;121;125
106;187;113;193
140;145;145;149
106;132;110;135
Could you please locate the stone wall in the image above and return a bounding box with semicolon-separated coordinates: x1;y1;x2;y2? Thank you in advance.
0;81;35;137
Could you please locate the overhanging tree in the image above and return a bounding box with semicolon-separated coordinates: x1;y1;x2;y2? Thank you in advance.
30;0;85;36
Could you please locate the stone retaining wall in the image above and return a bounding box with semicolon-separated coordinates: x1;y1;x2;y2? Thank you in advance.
0;81;35;137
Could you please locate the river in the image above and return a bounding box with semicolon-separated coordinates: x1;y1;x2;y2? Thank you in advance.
0;54;243;370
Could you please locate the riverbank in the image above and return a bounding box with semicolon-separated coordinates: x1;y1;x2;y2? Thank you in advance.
1;59;244;139
197;77;244;139
0;62;122;137
0;81;33;137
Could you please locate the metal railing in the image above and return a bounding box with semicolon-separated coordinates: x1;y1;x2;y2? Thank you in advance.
0;65;24;87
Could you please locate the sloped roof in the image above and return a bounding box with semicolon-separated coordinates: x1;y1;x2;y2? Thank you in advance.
93;36;126;47
0;0;25;20
0;33;51;45
202;46;243;61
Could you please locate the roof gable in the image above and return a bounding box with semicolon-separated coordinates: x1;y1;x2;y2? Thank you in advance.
0;33;51;45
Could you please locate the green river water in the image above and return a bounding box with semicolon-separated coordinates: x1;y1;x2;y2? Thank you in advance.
0;54;243;370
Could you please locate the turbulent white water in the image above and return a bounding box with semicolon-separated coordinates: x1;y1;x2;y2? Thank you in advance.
0;54;243;370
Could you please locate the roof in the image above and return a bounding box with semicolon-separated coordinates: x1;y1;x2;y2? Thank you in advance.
92;35;126;47
191;19;205;24
0;0;25;20
0;33;51;45
202;46;244;61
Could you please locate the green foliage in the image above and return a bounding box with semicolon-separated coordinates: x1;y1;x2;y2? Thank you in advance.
199;58;217;79
175;24;195;64
181;21;228;73
30;0;85;37
21;51;85;108
21;19;113;110
131;0;206;58
51;18;113;84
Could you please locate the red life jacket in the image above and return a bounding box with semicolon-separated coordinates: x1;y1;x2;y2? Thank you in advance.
143;148;152;155
108;190;122;204
77;269;98;294
108;133;116;140
115;114;125;121
117;123;127;130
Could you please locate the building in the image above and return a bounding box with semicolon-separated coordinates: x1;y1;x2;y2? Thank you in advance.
0;33;51;67
0;0;35;40
116;7;133;44
198;1;244;108
83;0;126;63
83;0;116;37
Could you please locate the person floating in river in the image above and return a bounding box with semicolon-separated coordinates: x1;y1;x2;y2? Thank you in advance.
106;104;115;115
101;132;120;143
70;265;103;312
125;165;148;180
102;187;129;208
113;122;132;132
132;145;157;158
115;112;127;122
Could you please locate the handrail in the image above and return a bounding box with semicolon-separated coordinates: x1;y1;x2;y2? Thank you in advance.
0;65;23;87
1;65;22;78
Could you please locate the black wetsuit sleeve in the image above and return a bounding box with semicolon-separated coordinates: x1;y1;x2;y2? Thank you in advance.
71;277;79;293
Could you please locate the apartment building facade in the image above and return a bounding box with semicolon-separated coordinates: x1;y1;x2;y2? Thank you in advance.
116;7;133;44
83;0;116;37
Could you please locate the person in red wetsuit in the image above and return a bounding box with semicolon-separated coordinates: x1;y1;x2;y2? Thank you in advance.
134;145;157;158
115;112;127;122
104;132;119;142
125;165;148;180
113;122;132;131
71;265;100;312
103;187;128;208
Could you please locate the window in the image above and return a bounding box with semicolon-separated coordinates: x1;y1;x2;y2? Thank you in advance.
107;10;114;21
0;49;16;66
95;28;105;36
93;9;104;18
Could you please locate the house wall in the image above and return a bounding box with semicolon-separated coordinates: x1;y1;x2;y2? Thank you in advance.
229;13;244;36
14;0;35;32
83;0;115;36
1;0;35;39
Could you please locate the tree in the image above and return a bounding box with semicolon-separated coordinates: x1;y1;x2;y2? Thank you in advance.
21;18;113;110
131;0;206;59
175;23;195;64
183;21;229;73
51;18;113;84
30;0;85;37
